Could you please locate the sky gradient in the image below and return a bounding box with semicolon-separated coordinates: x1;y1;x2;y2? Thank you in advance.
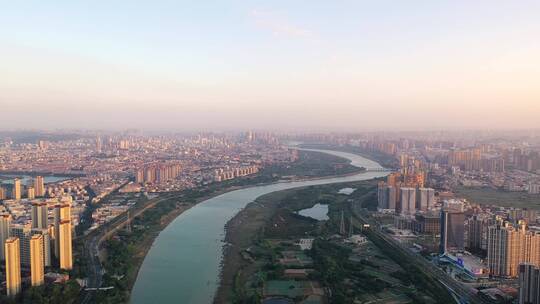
1;1;540;131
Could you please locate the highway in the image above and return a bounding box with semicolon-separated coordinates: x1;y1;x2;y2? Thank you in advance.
350;205;492;304
80;194;174;304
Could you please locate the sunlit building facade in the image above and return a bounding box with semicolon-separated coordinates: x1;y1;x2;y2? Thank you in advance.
5;237;21;297
30;234;45;286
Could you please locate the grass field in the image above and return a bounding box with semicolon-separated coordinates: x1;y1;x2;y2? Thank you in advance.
455;186;540;210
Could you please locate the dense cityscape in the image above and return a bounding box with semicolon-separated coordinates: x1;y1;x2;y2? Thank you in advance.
0;131;300;301
3;1;540;303
0;130;538;303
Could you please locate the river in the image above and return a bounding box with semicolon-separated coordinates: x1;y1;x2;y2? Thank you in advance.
131;149;389;304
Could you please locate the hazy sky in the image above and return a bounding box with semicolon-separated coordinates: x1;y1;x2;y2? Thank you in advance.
1;1;540;131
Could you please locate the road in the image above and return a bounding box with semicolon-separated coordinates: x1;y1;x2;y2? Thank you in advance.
80;194;174;304
350;206;491;304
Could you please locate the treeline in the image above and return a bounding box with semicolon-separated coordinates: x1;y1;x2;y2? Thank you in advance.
0;280;81;304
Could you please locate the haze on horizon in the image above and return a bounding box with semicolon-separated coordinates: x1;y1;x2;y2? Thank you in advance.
1;1;540;132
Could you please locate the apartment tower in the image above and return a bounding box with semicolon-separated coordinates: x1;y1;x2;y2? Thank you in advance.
30;234;45;286
5;237;21;297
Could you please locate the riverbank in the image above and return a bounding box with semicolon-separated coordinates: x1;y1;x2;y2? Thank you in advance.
128;149;387;304
127;172;362;300
126;184;254;291
214;180;382;303
212;153;379;303
91;184;253;303
214;178;455;304
93;150;361;302
214;188;297;303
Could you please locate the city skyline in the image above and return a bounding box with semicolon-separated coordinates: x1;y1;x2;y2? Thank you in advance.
2;1;540;131
1;130;540;302
2;2;540;301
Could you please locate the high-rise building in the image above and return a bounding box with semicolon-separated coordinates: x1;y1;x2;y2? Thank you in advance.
467;215;489;252
440;209;465;254
5;237;21;297
157;166;168;183
400;187;416;214
59;219;73;270
418;188;435;211
7;224;51;267
54;203;70;259
144;166;156;183
377;182;388;210
0;213;11;260
96;136;102;153
27;186;35;199
387;186;397;211
119;139;130;150
137;163;182;184
400;154;408;168
10;224;32;265
519;263;540;304
488;221;540;277
488;221;515;277
31;201;48;229
30;234;45;286
38;140;48;150
386;172;400;186
415;213;441;234
136;168;145;184
12;178;21;200
0;186;6;200
32;228;52;267
34;176;45;197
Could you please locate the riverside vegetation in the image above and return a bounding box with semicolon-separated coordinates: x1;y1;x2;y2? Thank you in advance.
220;180;454;304
76;149;361;303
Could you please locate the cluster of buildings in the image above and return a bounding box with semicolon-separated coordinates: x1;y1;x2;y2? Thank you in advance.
512;149;540;173
0;176;45;201
437;206;540;279
447;148;505;173
485;219;540;277
0;132;300;247
1;132;298;194
135;163;182;184
377;171;436;214
290;132;540;303
313;132;540;196
0;131;301;297
368;148;540;303
4;130;536;301
1;199;73;297
378;185;540;303
213;166;259;182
